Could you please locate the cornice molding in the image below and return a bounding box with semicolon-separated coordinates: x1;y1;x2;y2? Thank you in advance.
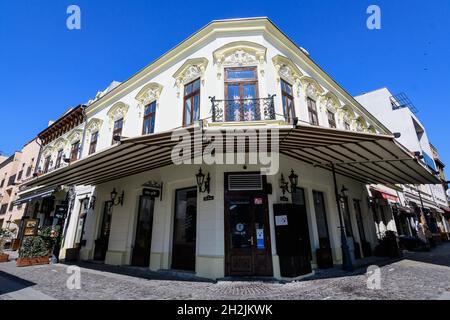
84;18;389;134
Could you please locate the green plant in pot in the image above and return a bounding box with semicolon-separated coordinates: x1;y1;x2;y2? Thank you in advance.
17;236;50;266
0;229;13;262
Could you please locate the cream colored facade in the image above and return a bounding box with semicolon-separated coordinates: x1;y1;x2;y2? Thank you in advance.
20;18;441;280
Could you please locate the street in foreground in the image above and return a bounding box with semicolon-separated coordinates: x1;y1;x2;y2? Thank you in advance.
1;243;449;300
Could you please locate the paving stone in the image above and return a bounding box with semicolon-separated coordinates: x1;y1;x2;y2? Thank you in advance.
1;243;450;300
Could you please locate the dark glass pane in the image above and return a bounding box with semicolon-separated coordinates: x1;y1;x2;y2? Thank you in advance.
313;191;331;248
184;99;192;125
192;79;200;92
114;118;123;130
226;84;241;121
184;83;193;95
193;94;200;122
229;200;252;249
174;189;197;244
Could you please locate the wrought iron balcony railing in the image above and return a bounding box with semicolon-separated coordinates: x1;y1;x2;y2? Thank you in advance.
209;95;276;123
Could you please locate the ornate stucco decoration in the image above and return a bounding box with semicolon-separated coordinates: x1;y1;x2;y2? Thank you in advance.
172;58;208;97
107;101;129;127
86;118;103;134
320;91;341;113
300;76;325;100
367;125;377;134
42;145;54;158
272;55;303;96
213;41;267;79
135;82;164;111
67;129;83;144
339;105;355;129
53;138;68;152
355;116;369;132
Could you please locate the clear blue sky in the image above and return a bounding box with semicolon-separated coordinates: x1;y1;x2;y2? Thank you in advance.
0;0;449;176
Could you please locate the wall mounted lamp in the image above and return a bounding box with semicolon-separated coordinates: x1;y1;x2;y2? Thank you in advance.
280;169;299;195
196;168;210;194
110;188;124;206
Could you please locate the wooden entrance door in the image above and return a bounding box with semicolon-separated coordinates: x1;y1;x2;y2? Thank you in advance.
131;195;155;267
171;187;197;271
225;175;273;276
94;201;113;261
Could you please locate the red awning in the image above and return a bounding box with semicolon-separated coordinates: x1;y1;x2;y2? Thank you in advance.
371;188;399;203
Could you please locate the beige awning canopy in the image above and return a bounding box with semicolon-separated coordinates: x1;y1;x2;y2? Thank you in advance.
25;124;439;189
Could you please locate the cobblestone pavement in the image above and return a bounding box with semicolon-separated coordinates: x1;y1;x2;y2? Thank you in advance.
1;243;450;300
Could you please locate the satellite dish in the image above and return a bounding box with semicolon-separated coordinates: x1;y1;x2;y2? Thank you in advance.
446;189;450;197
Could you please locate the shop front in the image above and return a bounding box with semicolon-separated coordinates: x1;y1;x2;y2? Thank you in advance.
22;125;440;280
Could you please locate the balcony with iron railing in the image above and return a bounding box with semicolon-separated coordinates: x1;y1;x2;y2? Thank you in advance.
209;94;286;124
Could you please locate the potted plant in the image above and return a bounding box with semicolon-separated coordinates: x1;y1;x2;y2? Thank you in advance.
16;236;50;267
0;229;13;263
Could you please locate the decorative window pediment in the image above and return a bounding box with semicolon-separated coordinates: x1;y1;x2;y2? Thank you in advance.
42;145;54;158
135;82;164;110
172;58;208;97
355;116;369;132
321;91;341;113
300;76;325;99
67;129;83;144
86;118;103;133
272;55;303;96
213;41;267;79
53;138;68;151
367;125;377;134
339;105;356;129
107;101;129;126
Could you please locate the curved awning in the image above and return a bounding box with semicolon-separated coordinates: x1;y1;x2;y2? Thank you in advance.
24;124;440;188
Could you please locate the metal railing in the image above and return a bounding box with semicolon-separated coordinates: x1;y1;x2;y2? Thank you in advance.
209;94;276;123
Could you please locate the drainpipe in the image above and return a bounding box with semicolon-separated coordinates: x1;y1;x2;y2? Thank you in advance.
331;163;354;271
78;106;88;161
34;138;43;176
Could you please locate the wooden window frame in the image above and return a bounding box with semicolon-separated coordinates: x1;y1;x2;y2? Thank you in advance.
55;149;64;168
70;141;80;162
89;131;98;155
112;118;124;144
281;79;295;122
307;97;319;126
43;156;51;173
327;110;336;128
183;78;201;126
142;101;157;134
224;67;260;121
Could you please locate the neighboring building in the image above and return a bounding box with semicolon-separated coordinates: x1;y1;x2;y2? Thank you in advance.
430;143;447;186
0;139;40;237
19;18;439;280
355;88;449;241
